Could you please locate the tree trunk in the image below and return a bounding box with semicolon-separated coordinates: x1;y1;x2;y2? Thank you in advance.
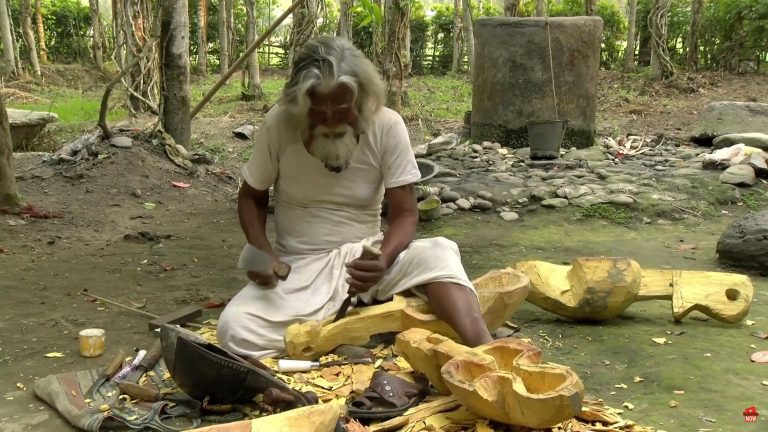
535;0;545;16
288;0;318;69
227;0;236;65
122;0;159;114
686;0;704;70
624;0;637;71
160;0;191;146
112;0;124;68
20;0;41;77
89;0;104;70
382;0;409;112
218;0;229;74
451;0;462;73
337;0;353;39
34;0;47;64
0;94;18;207
197;0;208;75
504;0;520;17
648;0;673;80
371;0;383;67
243;0;263;100
585;0;596;16
0;0;16;76
461;0;474;74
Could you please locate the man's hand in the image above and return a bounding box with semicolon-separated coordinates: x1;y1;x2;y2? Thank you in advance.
345;255;388;294
248;269;278;288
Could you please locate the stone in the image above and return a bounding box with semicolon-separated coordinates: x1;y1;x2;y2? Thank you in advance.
439;190;461;203
434;167;460;178
716;210;768;269
412;142;428;157
482;141;495;149
440;207;455;216
7;108;59;150
445;202;458;210
470;144;484;153
472;199;494;211
507;188;530;202
477;191;494;200
556;185;592;200
488;173;525;186
570;194;607;207
605;183;639;194
471;17;603;149
748;154;768;177
110;136;133;148
514;147;531;159
455;198;472;210
562;147;606;161
691;102;768;144
670;168;702;176
427;133;459;155
499;211;520;221
712;133;768;151
232;124;257;140
607;194;637;206
541;198;570;208
719;165;757;187
531;186;556;201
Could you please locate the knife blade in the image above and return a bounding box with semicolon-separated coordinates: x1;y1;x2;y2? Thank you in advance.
333;245;383;322
84;349;126;400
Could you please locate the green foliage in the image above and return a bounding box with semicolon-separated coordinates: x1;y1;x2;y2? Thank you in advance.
9;0;90;64
578;204;633;225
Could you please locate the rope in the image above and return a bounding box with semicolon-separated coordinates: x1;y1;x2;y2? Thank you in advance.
544;15;558;120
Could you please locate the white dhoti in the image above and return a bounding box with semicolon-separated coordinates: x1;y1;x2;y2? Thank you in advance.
217;234;476;359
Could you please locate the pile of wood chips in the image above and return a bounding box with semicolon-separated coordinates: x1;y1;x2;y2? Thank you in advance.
195;323;655;432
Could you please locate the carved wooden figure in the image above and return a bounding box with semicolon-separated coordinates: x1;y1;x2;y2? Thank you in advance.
396;328;585;429
284;268;531;360
515;257;753;323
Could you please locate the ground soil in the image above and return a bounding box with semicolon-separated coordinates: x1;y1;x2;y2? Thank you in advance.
1;68;767;431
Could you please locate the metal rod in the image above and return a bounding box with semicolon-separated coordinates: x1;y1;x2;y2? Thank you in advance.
190;0;305;119
80;292;205;329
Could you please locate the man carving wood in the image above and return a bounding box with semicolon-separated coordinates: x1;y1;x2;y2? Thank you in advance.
217;36;492;359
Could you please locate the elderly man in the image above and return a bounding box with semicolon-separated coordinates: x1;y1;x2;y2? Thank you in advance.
217;36;492;359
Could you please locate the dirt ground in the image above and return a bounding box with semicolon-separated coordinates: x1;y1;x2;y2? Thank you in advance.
1;69;768;432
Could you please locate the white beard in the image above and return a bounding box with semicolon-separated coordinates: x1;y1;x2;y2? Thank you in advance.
308;124;359;173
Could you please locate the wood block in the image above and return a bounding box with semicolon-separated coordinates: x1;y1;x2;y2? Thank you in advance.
284;268;531;360
148;304;203;331
185;402;345;432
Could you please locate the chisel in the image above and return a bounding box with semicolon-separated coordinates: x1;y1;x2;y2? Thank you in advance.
84;349;126;400
277;357;373;373
333;245;383;322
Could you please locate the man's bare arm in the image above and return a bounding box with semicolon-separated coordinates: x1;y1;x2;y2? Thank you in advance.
238;182;278;259
379;184;419;267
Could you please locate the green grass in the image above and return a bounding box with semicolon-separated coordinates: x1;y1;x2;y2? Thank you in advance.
402;73;471;121
8;87;127;124
741;190;768;210
578;203;633;225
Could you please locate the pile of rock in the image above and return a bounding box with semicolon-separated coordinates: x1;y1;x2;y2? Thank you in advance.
700;133;768;187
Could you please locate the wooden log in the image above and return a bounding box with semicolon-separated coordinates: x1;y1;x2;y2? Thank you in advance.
284;268;531;360
185;402;345;432
395;328;584;429
515;258;753;323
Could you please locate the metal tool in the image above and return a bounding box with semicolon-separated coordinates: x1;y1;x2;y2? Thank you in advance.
277;357;373;373
333;245;383;322
237;243;291;281
79;291;206;331
119;339;164;384
84;349;126;400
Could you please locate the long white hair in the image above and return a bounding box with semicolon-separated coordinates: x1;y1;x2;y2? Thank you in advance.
280;36;386;134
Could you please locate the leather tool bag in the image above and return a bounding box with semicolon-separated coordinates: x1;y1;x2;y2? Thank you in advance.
171;335;314;406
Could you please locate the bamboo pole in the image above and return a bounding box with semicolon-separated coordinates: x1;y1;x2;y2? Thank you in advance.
191;0;305;118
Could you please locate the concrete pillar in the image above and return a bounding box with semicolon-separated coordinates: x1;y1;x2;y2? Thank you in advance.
471;17;603;149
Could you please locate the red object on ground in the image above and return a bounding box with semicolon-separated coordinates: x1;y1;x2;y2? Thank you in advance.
0;204;63;219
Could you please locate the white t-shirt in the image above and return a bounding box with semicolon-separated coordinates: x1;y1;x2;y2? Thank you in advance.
242;104;421;255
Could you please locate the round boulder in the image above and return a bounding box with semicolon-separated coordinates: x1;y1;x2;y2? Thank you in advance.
716;210;768;270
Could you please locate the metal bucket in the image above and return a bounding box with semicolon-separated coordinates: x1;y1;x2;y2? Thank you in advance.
527;120;567;160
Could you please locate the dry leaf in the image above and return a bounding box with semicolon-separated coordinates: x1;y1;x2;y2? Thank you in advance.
746;320;756;326
652;338;669;345
675;243;696;252
320;367;342;382
761;381;768;386
344;418;371;432
170;181;191;188
622;402;634;410
703;353;712;357
750;351;768;363
381;362;402;372
633;376;644;383
752;332;768;339
673;390;685;395
44;352;65;358
602;360;611;365
669;400;679;407
16;383;25;390
614;383;628;389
